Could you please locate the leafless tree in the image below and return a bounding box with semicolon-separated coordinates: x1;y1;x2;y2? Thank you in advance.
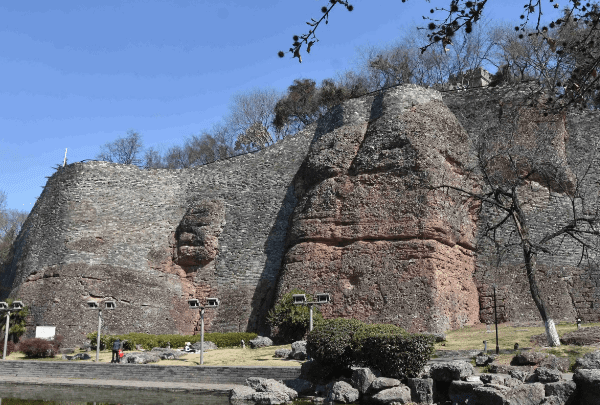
96;130;144;166
435;96;600;346
0;191;28;265
142;146;167;169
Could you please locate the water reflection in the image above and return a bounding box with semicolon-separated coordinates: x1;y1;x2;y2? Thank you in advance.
0;384;229;405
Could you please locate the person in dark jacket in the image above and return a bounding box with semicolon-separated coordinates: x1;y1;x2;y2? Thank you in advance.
112;339;121;363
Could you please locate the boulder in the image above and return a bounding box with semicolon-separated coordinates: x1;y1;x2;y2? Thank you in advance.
290;340;307;360
284;378;313;396
251;391;289;405
476;354;495;366
472;384;510;405
508;368;529;382
274;348;292;358
506;382;545;405
540;396;562;405
573;369;600;403
370;377;401;392
539;355;570;372
249;336;273;349
245;377;298;401
150;348;187;360
191;341;218;351
61;353;91;361
369;385;411;404
406;378;433;404
448;380;483;404
560;326;600;346
480;374;506;385
429;361;474;382
574;350;600;370
351;367;378;394
512;351;548;365
325;381;359;404
504;377;526;388
230;386;256;402
122;352;160;364
534;367;562;383
544;380;577;405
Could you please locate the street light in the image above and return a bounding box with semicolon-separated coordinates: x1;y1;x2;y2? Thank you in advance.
86;300;116;362
293;292;331;331
187;298;220;365
0;300;25;360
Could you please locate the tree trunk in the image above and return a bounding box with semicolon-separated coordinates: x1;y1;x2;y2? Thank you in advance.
513;195;561;347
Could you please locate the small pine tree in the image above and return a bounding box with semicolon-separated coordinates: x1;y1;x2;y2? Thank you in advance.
267;289;323;343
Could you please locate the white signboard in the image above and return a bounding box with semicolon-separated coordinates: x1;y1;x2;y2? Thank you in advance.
35;326;56;340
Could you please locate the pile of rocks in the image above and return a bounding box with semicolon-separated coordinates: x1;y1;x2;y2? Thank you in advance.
274;341;307;361
231;349;600;404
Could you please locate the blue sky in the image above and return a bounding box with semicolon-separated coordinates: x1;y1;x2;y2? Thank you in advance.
0;0;559;214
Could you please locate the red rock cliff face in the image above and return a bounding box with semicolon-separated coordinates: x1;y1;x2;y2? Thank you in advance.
276;85;480;333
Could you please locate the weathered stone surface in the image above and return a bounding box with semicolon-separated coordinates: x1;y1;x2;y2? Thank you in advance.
249;336;273;349
506;383;545;405
560;326;600;346
274;348;291;358
122;351;160;364
290;340;307;360
573;368;600;396
448;380;483;404
406;377;433;404
325;381;359;404
480;373;506;385
540;396;562;405
544;381;576;405
283;378;313;396
512;351;548;366
245;377;298;402
430;361;474;382
472;384;510;405
351;367;378;394
61;353;91;361
229;386;256;402
574;350;600;370
509;369;529;382
251;391;289;405
369;385;411;404
476;354;495;366
539;355;570;372
370;377;401;392
149;348;187;360
191;341;218;352
276;86;480;333
173;199;225;267
534;367;562;383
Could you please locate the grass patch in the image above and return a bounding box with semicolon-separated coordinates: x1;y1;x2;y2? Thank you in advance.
5;344;302;367
436;321;600;352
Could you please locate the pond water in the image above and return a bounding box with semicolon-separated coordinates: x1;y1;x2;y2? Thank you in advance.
0;384;230;405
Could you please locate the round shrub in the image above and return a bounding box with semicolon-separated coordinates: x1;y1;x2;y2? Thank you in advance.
306;318;363;370
351;323;407;365
18;338;56;358
0;340;16;357
267;289;323;343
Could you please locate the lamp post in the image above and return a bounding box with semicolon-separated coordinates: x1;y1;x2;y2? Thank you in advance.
188;298;220;365
87;300;116;362
493;285;499;355
0;301;24;360
292;293;331;332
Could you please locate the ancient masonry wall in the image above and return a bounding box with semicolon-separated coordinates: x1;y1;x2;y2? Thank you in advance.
0;125;316;345
443;85;600;324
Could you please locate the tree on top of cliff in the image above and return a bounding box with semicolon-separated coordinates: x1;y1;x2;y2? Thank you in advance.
435;97;600;346
0;191;28;268
279;0;600;109
96;130;144;166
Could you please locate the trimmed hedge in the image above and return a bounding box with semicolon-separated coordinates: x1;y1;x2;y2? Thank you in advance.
361;333;435;379
87;331;258;351
306;318;363;369
306;318;434;380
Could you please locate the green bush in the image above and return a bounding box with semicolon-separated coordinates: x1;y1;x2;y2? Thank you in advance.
86;331;258;351
306;318;363;370
267;289;323;343
360;333;435;379
350;323;407;364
